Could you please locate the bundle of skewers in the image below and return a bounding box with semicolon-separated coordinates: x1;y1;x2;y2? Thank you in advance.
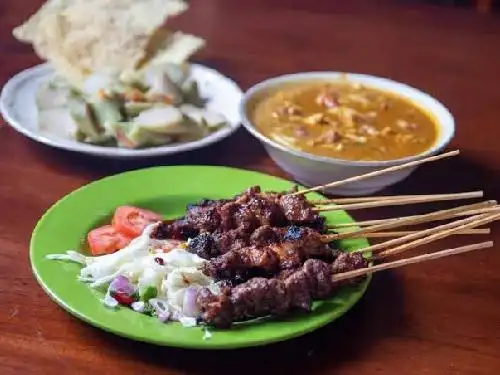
151;150;498;328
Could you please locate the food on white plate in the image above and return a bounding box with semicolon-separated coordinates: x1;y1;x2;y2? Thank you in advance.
13;0;229;149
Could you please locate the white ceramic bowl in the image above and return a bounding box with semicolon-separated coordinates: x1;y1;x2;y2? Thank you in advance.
240;72;455;196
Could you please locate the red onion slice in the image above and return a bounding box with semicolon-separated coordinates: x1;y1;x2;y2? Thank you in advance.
182;287;199;317
109;275;135;296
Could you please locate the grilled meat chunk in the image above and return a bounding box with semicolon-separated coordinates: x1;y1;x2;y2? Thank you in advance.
150;186;326;242
201;225;335;282
201;246;280;281
198;256;369;328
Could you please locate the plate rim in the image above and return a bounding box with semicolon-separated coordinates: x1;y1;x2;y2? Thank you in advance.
29;165;371;349
0;63;243;158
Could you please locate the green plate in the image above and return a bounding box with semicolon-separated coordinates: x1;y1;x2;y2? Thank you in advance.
30;165;370;349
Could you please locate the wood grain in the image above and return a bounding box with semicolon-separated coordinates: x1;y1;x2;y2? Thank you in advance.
1;1;500;374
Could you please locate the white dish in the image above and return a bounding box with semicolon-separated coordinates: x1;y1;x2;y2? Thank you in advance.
240;72;455;196
0;63;243;158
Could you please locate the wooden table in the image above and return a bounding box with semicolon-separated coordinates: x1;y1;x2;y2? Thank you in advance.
1;1;500;374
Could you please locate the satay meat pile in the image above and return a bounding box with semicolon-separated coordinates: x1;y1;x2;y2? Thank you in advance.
150;186;369;328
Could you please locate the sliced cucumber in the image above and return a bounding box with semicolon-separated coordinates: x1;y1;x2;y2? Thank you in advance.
180;104;227;130
133;106;187;134
143;68;183;104
90;98;124;132
66;92;103;140
181;80;205;107
124;102;156;118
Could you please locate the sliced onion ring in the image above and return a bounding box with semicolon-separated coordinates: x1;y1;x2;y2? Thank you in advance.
182;286;199;317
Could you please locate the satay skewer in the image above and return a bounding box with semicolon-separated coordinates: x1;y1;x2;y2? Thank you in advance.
328;205;500;229
323;201;498;241
310;191;483;206
289;150;459;196
350;211;500;255
314;191;484;212
331;241;494;283
375;212;500;259
352;228;490;238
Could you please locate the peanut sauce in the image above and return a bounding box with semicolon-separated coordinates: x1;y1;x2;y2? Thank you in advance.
249;80;439;161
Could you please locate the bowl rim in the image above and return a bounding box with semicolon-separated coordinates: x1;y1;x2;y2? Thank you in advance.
240;71;455;167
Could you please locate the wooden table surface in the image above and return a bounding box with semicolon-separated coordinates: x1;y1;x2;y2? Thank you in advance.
1;1;500;374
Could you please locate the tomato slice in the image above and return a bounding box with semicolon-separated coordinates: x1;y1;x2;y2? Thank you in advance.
112;206;163;238
87;225;133;256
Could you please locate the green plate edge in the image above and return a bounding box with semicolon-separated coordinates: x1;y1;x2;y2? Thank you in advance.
30;165;371;350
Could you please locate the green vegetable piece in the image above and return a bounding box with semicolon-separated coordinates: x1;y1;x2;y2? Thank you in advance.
182;81;205;108
128;80;150;93
133;106;186;134
108;121;138;148
127;125;173;147
140;286;158;302
74;129;86;142
85;136;117;147
124;102;156;118
142;302;155;316
90;98;123;128
66;92;103;139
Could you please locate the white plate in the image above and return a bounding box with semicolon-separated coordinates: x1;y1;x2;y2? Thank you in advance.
0;63;243;158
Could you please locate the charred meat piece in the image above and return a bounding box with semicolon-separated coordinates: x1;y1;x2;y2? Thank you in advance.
233;204;260;233
188;228;250;259
230;277;290;321
212;229;248;254
303;258;335;298
184;204;222;233
279;194;317;222
249;225;284;246
218;202;239;231
151;186;326;241
234;185;261;201
332;252;367;274
198;256;369;328
282;267;312;310
201;246;280;281
188;232;220;259
245;195;288;227
150;220;198;240
202;225;336;280
196;287;233;329
150;221;172;239
331;252;368;285
186;185;323;232
275;226;335;267
187;198;229;208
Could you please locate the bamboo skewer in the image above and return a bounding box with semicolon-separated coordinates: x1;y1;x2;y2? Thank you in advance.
323;201;498;242
331;241;494;283
348;229;490;238
376;212;500;259
315;192;484;212
290;150;459;196
311;191;483;206
328;203;499;229
353;211;499;254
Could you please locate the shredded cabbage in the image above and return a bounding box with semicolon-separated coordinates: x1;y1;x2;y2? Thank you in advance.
47;223;218;328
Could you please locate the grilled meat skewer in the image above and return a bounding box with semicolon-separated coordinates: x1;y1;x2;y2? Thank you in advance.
200;226;338;281
197;253;368;328
150;186;326;241
188;225;336;260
